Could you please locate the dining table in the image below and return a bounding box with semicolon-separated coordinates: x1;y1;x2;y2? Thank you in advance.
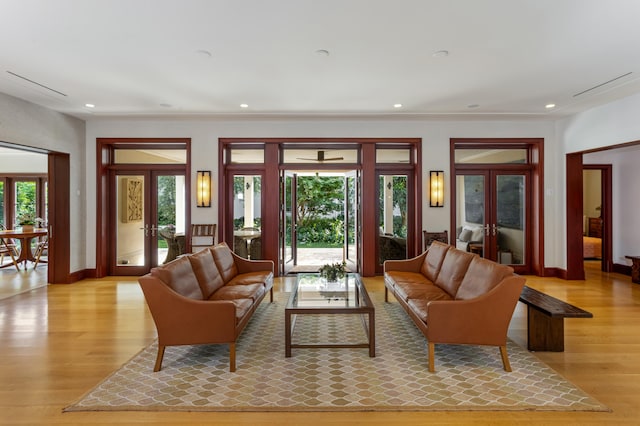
0;228;48;270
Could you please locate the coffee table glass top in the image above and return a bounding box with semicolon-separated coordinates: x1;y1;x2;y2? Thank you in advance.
288;273;369;309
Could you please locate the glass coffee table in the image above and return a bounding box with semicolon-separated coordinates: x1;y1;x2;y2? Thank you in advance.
285;273;375;357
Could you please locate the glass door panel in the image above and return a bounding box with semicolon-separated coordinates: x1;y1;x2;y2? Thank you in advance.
281;171;296;273
232;175;262;259
344;171;359;272
455;174;487;258
156;174;186;265
112;171;186;275
115;174;147;271
378;174;408;265
495;174;526;265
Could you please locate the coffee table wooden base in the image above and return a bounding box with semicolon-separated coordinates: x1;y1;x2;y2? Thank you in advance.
285;310;375;357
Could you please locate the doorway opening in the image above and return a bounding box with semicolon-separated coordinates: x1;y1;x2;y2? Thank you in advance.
281;170;359;275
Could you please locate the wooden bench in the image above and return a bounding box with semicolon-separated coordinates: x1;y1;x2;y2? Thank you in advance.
518;286;593;352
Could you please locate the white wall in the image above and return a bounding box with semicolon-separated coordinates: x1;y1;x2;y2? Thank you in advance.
0;92;86;273
86;117;559;269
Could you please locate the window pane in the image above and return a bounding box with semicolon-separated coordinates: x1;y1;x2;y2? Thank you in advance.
376;149;410;164
114;149;186;164
282;149;358;164
229;149;264;164
455;149;527;164
15;181;36;226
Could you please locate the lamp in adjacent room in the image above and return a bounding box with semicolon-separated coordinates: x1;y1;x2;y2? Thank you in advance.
196;170;211;207
429;170;444;207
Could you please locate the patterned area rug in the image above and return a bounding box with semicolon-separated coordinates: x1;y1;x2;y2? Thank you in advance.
65;292;608;412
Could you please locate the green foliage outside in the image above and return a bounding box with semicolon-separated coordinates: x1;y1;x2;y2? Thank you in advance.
15;181;37;224
156;176;176;227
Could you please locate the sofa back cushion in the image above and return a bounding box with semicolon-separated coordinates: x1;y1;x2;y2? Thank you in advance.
455;256;515;300
420;241;450;282
150;256;203;300
434;248;475;297
188;248;225;299
210;242;239;283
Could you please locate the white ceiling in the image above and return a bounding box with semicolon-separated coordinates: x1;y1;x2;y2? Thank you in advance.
2;0;640;119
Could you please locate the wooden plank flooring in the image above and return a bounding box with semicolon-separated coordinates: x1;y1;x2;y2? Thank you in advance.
1;261;639;425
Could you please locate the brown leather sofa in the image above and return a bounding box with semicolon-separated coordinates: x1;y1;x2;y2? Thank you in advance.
383;241;525;372
138;242;274;372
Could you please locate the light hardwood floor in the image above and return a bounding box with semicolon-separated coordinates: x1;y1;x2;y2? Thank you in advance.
1;261;639;425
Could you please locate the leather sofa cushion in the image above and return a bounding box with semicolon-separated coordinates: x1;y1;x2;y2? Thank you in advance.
150;256;202;300
227;271;273;287
188;248;225;298
210;243;239;283
407;298;431;323
420;241;450;282
395;281;452;302
456;256;515;300
384;271;428;288
434;248;475;297
229;298;253;324
210;283;265;302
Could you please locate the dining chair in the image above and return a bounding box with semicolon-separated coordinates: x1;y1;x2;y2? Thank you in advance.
190;224;216;252
33;235;48;269
423;230;449;251
0;224;20;271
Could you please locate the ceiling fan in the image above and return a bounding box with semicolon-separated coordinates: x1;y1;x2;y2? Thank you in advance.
296;150;344;162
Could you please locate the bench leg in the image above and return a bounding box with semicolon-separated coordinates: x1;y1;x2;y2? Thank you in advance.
499;345;512;372
269;287;273;303
153;345;166;372
527;307;565;351
384;287;389;302
229;342;236;372
428;342;435;372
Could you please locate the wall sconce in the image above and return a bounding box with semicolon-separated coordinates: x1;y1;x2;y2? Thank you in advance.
429;170;444;207
196;170;211;207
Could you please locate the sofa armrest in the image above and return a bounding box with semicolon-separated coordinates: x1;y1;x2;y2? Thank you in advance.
383;251;428;273
229;250;275;274
424;275;525;346
139;275;238;345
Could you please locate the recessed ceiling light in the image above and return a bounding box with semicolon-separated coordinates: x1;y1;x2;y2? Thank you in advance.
85;103;95;108
240;103;249;108
467;104;480;109
432;50;449;58
393;103;403;108
160;103;172;108
545;103;556;109
316;49;330;56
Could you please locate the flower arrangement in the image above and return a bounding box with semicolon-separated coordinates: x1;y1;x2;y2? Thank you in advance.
17;213;41;226
318;261;346;282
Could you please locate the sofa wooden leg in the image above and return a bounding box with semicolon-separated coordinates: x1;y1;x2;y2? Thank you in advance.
384;287;388;302
153;345;166;372
499;345;512;372
229;342;236;372
428;342;435;372
270;287;273;303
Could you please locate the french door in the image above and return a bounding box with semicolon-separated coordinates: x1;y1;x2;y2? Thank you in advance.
110;170;186;275
454;170;530;273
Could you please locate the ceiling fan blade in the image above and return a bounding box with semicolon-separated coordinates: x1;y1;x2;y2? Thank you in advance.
295;150;343;161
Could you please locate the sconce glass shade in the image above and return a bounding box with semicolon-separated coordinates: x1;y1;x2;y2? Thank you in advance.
196;170;211;207
430;170;444;207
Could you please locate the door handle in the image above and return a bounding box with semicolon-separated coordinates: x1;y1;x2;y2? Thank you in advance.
139;224;149;237
492;224;498;236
